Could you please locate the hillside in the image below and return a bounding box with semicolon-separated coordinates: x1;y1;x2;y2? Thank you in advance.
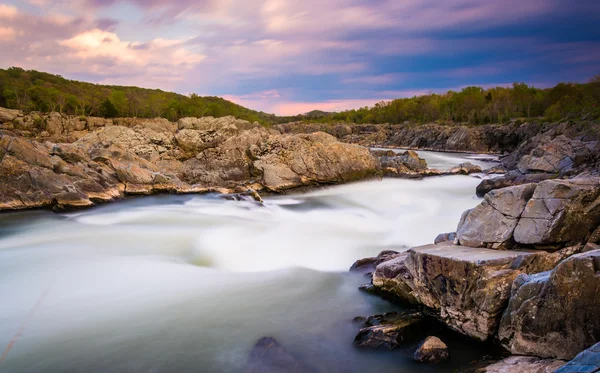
1;66;599;126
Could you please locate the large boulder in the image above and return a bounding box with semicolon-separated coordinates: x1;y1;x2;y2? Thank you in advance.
372;242;573;341
0;107;22;122
513;178;600;247
498;250;600;360
457;178;600;249
457;183;537;248
475;172;557;197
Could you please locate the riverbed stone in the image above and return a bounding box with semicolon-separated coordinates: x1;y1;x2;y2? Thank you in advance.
245;337;311;373
353;311;424;349
372;242;568;341
498;250;600;360
413;336;449;364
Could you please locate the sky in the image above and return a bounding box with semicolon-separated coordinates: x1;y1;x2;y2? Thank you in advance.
0;0;599;115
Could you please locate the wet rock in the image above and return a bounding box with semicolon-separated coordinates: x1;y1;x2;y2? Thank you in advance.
413;336;449;364
448;162;483;175
372;242;569;341
555;342;600;373
498;250;600;360
457;183;537;248
354;311;424;349
434;232;457;245
350;250;404;274
463;356;565;373
370;149;397;157
245;337;311;373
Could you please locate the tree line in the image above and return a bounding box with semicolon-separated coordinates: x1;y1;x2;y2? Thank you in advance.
1;66;598;126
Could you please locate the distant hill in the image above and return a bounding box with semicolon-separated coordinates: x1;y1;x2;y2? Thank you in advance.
1;66;598;125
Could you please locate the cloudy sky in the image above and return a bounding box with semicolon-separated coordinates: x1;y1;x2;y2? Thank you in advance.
0;0;599;115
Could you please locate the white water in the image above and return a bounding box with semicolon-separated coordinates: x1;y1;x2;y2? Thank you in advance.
0;174;490;373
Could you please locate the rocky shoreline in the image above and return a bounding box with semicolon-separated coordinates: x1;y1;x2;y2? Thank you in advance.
352;176;600;372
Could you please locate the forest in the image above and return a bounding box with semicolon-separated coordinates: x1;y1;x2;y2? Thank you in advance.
1;66;599;126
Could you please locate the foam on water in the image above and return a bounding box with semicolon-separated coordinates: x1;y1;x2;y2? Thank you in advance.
0;175;489;373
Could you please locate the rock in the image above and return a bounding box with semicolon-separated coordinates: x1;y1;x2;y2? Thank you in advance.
349;250;403;274
457;183;537;248
434;232;457;244
517;135;595;174
0;107;22;122
372;242;569;341
498;250;600;360
513;178;600;247
464;356;565;373
413;336;449;364
448;162;483;175
555;342;600;373
476;172;556;197
245;337;311;373
353;311;424;349
370;149;397;157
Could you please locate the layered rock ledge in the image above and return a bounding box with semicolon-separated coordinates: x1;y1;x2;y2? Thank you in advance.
0;109;379;211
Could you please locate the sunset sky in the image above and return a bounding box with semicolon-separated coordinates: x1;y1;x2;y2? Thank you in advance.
0;0;599;115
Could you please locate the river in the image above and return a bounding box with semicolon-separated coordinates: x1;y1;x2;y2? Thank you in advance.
0;151;499;373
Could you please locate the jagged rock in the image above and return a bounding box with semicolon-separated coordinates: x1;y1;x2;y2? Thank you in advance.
498;250;600;360
457;183;537;248
463;356;565;373
555;342;600;373
448;162;483;175
245;337;311;373
353;311;424;349
372;242;570;341
413;336;449;364
513;178;600;247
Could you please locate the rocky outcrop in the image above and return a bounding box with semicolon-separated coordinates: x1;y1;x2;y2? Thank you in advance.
349;250;403;274
413;336;449;364
458;178;600;249
476;172;557;197
371;243;568;341
555;342;600;373
0;110;379;211
498;250;600;360
353;311;424;349
377;150;434;178
448;162;483;175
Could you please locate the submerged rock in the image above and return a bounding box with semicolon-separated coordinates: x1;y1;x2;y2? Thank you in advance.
245;337;311;373
498;250;600;360
353;311;424;349
413;336;449;364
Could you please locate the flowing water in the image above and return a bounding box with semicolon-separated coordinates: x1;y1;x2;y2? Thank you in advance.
0;151;500;373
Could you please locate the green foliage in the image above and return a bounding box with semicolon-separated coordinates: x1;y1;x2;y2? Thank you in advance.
0;67;598;126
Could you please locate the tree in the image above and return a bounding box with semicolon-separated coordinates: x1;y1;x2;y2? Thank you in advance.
100;99;118;118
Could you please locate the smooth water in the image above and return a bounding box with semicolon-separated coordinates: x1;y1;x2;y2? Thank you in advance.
0;175;493;373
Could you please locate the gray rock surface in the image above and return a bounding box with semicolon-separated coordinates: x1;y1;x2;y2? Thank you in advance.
463;356;565;373
498;250;600;360
371;242;567;341
353;311;424;349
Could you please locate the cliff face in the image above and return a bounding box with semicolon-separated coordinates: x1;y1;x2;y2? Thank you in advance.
0;108;379;211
